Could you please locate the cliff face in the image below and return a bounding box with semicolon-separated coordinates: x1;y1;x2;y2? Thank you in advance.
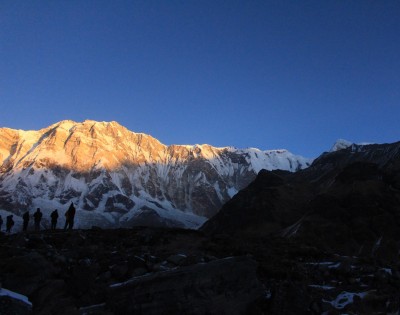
0;120;311;228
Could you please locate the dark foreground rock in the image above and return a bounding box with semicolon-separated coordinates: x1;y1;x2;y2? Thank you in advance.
107;256;263;315
0;228;267;315
1;227;400;314
0;293;32;315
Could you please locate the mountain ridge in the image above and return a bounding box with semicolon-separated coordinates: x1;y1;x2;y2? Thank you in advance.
201;140;400;257
0;120;311;229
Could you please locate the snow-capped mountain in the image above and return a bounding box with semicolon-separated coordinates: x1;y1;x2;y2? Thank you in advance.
330;139;354;152
0;120;311;229
330;139;374;152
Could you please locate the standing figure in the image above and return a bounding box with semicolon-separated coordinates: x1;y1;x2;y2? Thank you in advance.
6;215;14;233
50;209;59;230
64;203;76;230
33;208;43;231
0;215;3;231
22;211;30;232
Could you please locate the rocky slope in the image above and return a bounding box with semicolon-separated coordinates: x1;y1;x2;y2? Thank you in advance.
202;141;400;246
0;120;311;229
1;225;399;314
201;141;400;313
0;228;265;315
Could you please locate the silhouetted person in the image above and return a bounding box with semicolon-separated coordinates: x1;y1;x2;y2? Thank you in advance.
22;211;30;232
6;215;14;233
64;203;76;230
33;208;43;231
0;215;3;231
50;209;58;230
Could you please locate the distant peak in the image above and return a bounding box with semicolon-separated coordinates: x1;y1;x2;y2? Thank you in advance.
330;139;353;152
330;139;375;152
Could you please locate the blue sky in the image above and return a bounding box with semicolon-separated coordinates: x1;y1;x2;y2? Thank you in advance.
1;1;399;157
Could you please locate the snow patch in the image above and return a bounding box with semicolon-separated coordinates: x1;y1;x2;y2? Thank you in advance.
324;291;371;309
227;187;238;198
0;287;32;306
305;261;341;269
308;284;335;290
380;268;392;275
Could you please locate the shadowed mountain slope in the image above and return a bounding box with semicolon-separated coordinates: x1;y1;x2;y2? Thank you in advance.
202;141;400;259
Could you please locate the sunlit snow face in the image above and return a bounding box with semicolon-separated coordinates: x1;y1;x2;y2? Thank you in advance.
0;120;311;230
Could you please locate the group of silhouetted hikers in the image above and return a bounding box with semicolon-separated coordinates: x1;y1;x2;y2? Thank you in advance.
0;202;76;234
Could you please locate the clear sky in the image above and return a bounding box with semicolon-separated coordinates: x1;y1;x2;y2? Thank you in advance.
1;1;399;157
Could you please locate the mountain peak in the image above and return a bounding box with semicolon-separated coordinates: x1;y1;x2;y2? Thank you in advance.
330;139;353;152
50;119;125;130
51;120;77;131
330;139;375;152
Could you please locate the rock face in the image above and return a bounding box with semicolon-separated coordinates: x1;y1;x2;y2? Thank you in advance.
0;120;311;229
